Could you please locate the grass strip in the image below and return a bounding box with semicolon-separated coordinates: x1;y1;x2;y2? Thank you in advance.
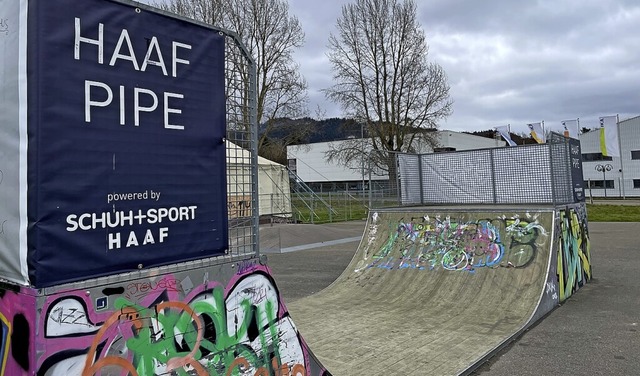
586;204;640;222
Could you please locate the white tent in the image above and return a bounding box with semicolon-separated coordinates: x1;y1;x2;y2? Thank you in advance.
226;141;292;218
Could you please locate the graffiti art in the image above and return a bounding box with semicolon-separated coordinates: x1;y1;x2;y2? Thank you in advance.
359;213;549;273
0;265;326;376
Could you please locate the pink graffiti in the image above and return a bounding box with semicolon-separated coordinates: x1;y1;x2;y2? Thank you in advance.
125;276;181;300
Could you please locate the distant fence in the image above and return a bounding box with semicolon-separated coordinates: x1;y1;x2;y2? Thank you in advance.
283;135;584;224
382;134;584;207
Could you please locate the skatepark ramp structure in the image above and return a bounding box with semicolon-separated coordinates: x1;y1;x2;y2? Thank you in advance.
278;132;591;374
288;204;591;375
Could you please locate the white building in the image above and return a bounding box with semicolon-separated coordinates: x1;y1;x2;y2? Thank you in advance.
287;130;505;191
580;115;640;198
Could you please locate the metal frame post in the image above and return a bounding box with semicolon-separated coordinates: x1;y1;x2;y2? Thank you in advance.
548;142;557;205
418;154;425;205
489;149;498;204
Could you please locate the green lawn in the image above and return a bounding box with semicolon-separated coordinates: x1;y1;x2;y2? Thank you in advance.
291;195;369;223
586;204;640;222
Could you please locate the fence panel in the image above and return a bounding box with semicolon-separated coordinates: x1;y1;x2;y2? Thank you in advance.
492;145;553;204
398;154;422;205
391;139;581;207
549;136;575;204
420;149;496;204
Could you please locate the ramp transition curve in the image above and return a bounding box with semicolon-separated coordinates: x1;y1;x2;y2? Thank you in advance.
287;204;591;375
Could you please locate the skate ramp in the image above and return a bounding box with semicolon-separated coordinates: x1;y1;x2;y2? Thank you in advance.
288;207;566;375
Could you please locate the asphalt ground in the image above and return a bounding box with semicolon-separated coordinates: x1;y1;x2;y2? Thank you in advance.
263;220;640;375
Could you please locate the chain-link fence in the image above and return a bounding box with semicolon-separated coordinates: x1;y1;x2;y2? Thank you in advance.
282;152;395;223
288;191;369;224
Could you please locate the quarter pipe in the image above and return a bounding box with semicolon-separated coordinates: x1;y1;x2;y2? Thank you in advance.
287;204;591;375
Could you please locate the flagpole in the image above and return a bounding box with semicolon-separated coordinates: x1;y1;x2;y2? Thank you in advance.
576;118;580;136
617;114;626;199
542;120;545;142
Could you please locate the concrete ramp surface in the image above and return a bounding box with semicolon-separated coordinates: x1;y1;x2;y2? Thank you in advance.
288;206;590;375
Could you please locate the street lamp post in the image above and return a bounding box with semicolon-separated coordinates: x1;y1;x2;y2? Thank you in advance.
595;163;613;198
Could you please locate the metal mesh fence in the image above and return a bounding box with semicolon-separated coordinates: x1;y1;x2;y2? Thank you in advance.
222;31;258;256
285;136;582;223
381;139;580;207
492;146;552;204
548;134;575;204
422;150;496;204
398;154;422;204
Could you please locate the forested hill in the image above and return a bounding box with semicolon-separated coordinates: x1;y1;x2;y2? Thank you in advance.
260;117;533;146
260;117;365;145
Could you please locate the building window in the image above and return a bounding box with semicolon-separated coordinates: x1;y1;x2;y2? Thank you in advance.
631;150;640;160
434;147;456;153
582;152;613;161
634;179;640;189
584;180;615;189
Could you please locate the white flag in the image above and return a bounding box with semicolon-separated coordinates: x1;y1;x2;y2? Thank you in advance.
495;125;516;146
561;119;579;139
527;122;545;144
599;115;620;157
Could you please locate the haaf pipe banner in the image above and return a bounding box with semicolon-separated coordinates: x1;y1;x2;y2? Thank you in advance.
568;137;585;202
23;0;227;287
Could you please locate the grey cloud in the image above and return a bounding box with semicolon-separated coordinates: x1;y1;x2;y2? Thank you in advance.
419;1;640;131
146;0;640;130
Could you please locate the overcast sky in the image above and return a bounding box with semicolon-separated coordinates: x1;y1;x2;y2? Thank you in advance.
289;0;640;135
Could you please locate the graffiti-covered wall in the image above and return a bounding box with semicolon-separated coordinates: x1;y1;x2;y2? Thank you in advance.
355;210;553;273
351;204;591;319
0;258;328;376
556;204;591;302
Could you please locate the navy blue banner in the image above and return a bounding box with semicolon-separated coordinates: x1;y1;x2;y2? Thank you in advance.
27;0;228;287
568;138;585;202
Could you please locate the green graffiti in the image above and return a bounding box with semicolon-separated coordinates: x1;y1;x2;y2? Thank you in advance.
92;285;287;375
557;208;591;302
373;224;400;259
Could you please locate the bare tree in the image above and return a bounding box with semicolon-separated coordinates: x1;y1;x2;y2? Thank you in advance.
258;117;316;164
324;0;452;185
154;0;224;24
156;0;309;156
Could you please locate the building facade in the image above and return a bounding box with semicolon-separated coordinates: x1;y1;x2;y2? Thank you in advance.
580;115;640;198
287;131;506;192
